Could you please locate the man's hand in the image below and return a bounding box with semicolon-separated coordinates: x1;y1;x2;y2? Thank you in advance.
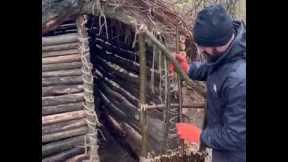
168;52;189;75
176;122;200;144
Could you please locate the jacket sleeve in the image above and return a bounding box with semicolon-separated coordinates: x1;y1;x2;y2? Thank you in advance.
188;61;209;81
200;76;246;152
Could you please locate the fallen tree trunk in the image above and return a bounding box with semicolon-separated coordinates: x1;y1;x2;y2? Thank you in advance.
42;119;86;135
42;54;81;64
42;33;79;46
42;76;83;87
42;102;83;116
42;110;86;125
42;93;84;106
42;69;82;78
42;61;82;72
42;126;88;143
42;85;83;96
42;49;79;58
42;42;79;52
42;135;84;157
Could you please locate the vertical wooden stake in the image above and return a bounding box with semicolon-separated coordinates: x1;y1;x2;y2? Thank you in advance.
76;15;99;162
176;22;185;157
139;33;148;161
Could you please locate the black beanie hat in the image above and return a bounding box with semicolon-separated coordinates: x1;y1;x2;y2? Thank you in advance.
193;4;233;47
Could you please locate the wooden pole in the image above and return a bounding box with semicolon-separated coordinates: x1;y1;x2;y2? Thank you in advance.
42;49;79;58
142;29;206;97
42;119;86;134
42;69;82;78
42;42;79;52
42;54;81;64
42;147;84;162
42;135;84;157
42;61;82;72
42;93;84;106
42;76;83;87
42;110;86;125
162;53;170;153
176;22;185;157
42;127;88;143
42;102;83;116
42;85;83;97
42;33;79;46
66;153;88;162
138;33;148;161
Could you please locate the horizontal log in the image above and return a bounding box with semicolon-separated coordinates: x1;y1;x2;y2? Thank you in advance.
42;119;86;135
95;64;139;98
95;55;161;101
97;50;160;83
94;37;135;53
42;93;84;106
99;89;165;151
42;85;83;96
42;76;83;87
146;103;205;110
42;49;79;58
42;135;84;157
66;153;88;162
98;90;139;130
42;33;79;46
42;54;81;64
98;82;139;121
105;113;141;157
42;61;82;72
95;57;160;103
42;102;83;116
42;127;88;143
93;38;154;67
95;55;139;85
42;147;84;162
97;73;139;106
42;42;79;52
42;69;82;78
42;110;86;125
103;110;163;156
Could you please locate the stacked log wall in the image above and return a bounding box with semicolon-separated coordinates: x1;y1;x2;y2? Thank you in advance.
42;21;89;162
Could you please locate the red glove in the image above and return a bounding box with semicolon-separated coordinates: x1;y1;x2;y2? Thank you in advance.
176;122;200;144
168;52;189;74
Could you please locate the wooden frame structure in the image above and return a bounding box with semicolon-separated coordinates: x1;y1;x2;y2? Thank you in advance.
42;1;207;161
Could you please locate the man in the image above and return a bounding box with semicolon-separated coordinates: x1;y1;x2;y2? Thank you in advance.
174;4;246;162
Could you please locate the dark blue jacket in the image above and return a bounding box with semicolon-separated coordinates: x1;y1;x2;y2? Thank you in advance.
188;21;246;162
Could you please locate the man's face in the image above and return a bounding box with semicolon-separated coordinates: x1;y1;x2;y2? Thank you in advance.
197;46;221;56
197;45;224;63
